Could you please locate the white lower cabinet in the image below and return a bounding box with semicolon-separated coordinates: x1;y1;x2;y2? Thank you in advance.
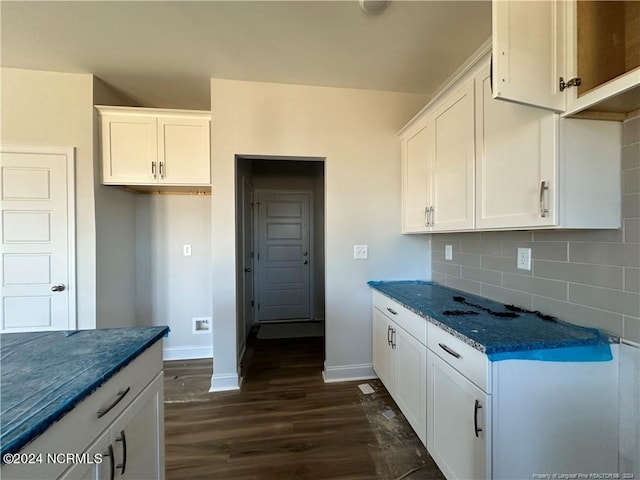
61;373;164;480
427;350;490;480
372;292;427;445
426;321;619;480
2;343;165;480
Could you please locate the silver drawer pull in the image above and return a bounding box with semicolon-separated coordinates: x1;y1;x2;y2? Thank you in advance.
438;342;461;359
474;399;483;438
97;387;131;418
386;307;398;315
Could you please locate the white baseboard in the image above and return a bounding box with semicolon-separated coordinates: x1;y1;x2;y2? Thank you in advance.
209;372;240;392
322;363;377;383
163;346;213;361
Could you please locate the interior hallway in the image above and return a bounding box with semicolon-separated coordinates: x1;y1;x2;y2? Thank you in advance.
163;328;444;480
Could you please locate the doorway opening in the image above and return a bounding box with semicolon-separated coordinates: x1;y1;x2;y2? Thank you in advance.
235;156;325;370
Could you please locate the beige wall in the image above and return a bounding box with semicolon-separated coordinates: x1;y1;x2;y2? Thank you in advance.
210;79;431;390
0;68;97;329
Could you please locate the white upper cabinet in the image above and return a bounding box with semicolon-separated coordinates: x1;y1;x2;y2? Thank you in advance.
400;80;475;233
475;64;558;229
401;119;433;233
400;46;621;234
431;80;475;231
493;0;640;118
97;106;211;186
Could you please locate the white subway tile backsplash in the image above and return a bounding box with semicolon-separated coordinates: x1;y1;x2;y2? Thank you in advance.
445;276;481;295
623;316;640;343
532;295;624;337
569;284;640;317
623;167;640;195
503;273;568;300
533;228;624;243
621;143;640;171
431;260;461;277
622;116;640;146
534;260;623;289
626;268;640;293
481;254;533;276
461;266;502;286
622;193;640;219
625;219;640;243
570;242;640;267
480;284;533;310
502;242;568;262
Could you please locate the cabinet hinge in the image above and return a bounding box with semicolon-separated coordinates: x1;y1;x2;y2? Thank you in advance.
559;77;581;92
251;300;255;307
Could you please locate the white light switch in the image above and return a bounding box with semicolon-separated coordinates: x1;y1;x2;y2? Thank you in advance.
183;244;192;256
354;245;368;259
445;245;453;261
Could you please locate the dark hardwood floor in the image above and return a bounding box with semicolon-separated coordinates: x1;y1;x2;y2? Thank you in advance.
164;329;445;480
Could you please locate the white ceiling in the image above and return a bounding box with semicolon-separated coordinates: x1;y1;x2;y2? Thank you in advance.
0;1;492;110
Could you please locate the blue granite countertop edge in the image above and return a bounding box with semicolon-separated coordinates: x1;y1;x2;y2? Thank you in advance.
1;326;169;458
368;280;614;357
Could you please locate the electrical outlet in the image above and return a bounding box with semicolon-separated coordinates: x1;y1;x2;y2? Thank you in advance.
445;245;453;261
517;247;532;271
354;245;368;260
193;317;211;334
183;244;192;256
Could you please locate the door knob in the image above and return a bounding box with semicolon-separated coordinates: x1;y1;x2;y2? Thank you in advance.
303;260;309;265
244;268;251;273
51;284;66;292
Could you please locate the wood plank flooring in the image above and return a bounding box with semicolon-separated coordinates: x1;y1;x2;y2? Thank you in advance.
164;332;445;480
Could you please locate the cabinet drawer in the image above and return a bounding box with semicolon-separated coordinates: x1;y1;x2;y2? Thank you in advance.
372;291;427;345
1;341;163;480
427;323;490;393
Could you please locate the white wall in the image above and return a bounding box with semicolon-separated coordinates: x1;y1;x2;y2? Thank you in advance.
136;195;213;359
0;68;97;329
210;79;431;390
93;80;139;328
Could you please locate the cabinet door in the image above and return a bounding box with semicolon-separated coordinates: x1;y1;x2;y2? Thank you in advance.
157;117;210;185
475;65;558;229
58;430;110;480
110;374;164;480
372;308;396;395
432;80;475;231
395;328;426;446
492;0;566;112
427;350;490;480
401;120;433;233
101;114;158;185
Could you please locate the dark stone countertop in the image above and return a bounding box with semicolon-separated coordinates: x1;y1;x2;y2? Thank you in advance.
368;280;613;361
0;326;169;458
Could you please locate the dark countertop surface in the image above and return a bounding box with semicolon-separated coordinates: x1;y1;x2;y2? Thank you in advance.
369;280;612;360
0;326;169;458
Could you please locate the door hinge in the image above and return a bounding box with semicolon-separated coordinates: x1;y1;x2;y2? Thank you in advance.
251;300;254;307
559;76;581;92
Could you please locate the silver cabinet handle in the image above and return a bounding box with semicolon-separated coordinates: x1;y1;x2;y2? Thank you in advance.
159;161;165;179
97;387;130;418
51;284;66;292
103;444;115;480
539;181;549;218
151;161;157;178
116;430;127;475
424;206;429;227
474;399;483;438
386;307;398;315
387;325;393;346
438;342;461;359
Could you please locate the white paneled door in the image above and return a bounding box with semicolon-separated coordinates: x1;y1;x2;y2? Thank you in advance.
256;191;311;322
0;147;75;332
